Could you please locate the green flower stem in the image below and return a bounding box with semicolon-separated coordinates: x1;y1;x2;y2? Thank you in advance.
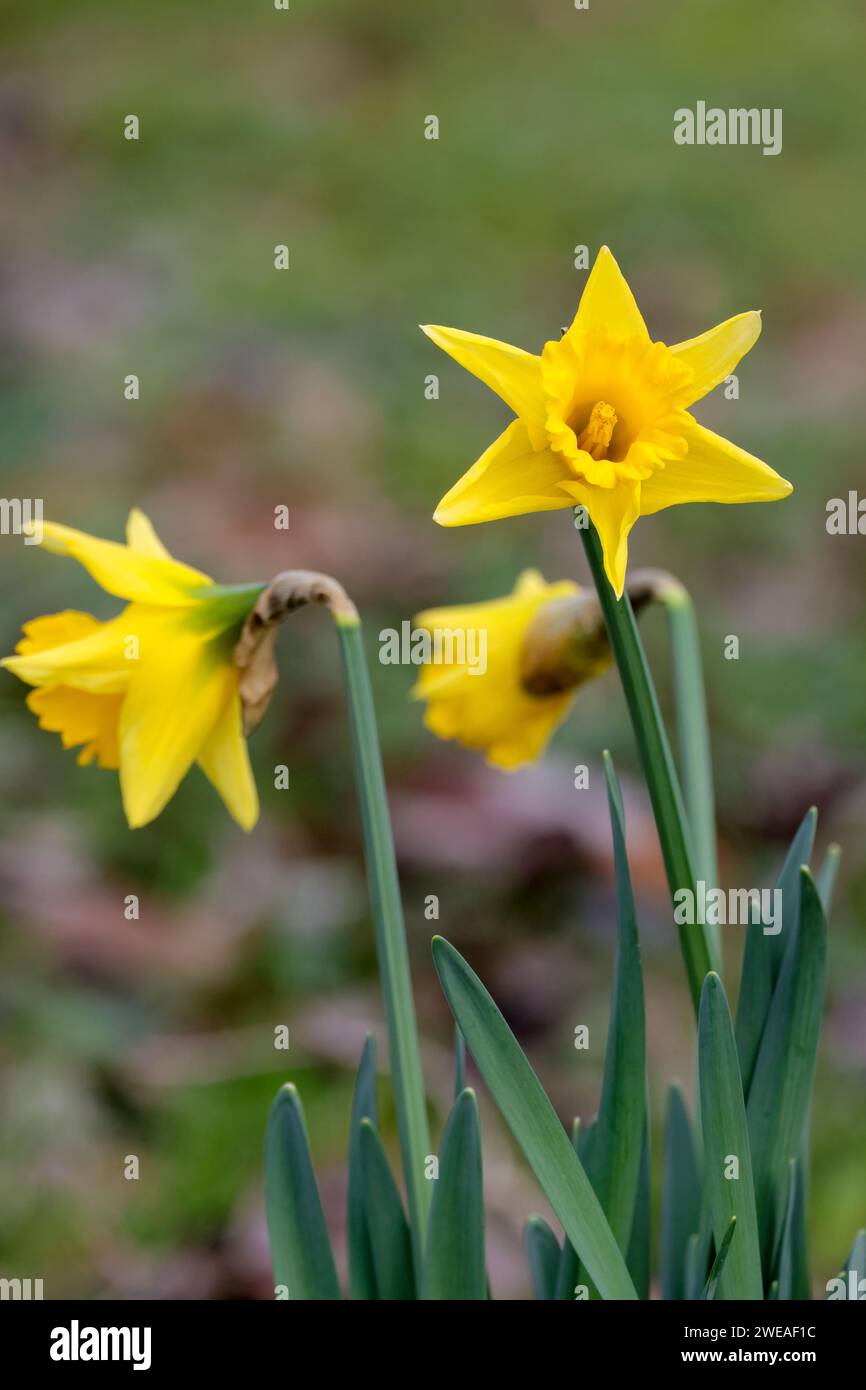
579;521;720;1011
656;577;721;959
335;614;431;1277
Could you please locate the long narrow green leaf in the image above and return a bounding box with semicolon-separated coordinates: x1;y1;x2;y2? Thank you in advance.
788;1133;811;1300
571;757;646;1301
422;1088;485;1300
582;753;646;1252
358;1118;416;1300
769;807;817;982
734;906;773;1102
734;902;773;1101
454;1025;466;1099
747;869;827;1275
843;1230;866;1297
816;843;841;916
337;620;431;1277
626;1117;651;1300
554;1119;582;1300
773;1159;798;1300
735;807;816;1096
347;1034;378;1299
689;1042;715;1303
687;1211;715;1302
703;1216;737;1300
525;1217;561;1300
432;935;637;1300
684;1233;703;1301
735;820;820;1298
264;1084;341;1300
661;1083;702;1300
698;973;763;1300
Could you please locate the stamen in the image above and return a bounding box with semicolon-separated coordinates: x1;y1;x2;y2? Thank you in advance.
577;401;618;460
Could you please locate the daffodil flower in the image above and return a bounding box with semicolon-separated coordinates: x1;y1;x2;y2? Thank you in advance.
413;569;617;769
422;246;792;596
3;510;265;830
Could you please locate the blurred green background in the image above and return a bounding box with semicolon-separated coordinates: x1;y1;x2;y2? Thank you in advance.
1;0;864;1298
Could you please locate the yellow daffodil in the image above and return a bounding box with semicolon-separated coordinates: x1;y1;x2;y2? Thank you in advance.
412;569;614;769
422;246;792;596
3;510;265;830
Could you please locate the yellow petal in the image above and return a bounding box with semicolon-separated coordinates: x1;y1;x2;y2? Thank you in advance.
3;611;138;693
486;703;575;769
421;324;547;441
197;687;259;831
420;672;574;771
26;685;123;769
416;573;578;639
118;633;234;828
35;520;212;606
559;480;641;598
434;419;572;526
126;507;173;560
412;572;580;768
13;610;102;655
670;311;762;406
565;246;649;344
639;418;792;516
413;570;560;638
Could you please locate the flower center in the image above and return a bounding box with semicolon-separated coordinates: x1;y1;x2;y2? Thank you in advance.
576;401;617;460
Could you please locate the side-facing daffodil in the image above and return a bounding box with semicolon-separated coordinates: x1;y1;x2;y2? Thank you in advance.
3;511;266;829
422;246;792;596
412;569;618;769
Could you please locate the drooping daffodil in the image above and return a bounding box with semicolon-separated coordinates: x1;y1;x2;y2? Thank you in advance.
2;511;268;829
412;569;619;769
422;246;792;595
